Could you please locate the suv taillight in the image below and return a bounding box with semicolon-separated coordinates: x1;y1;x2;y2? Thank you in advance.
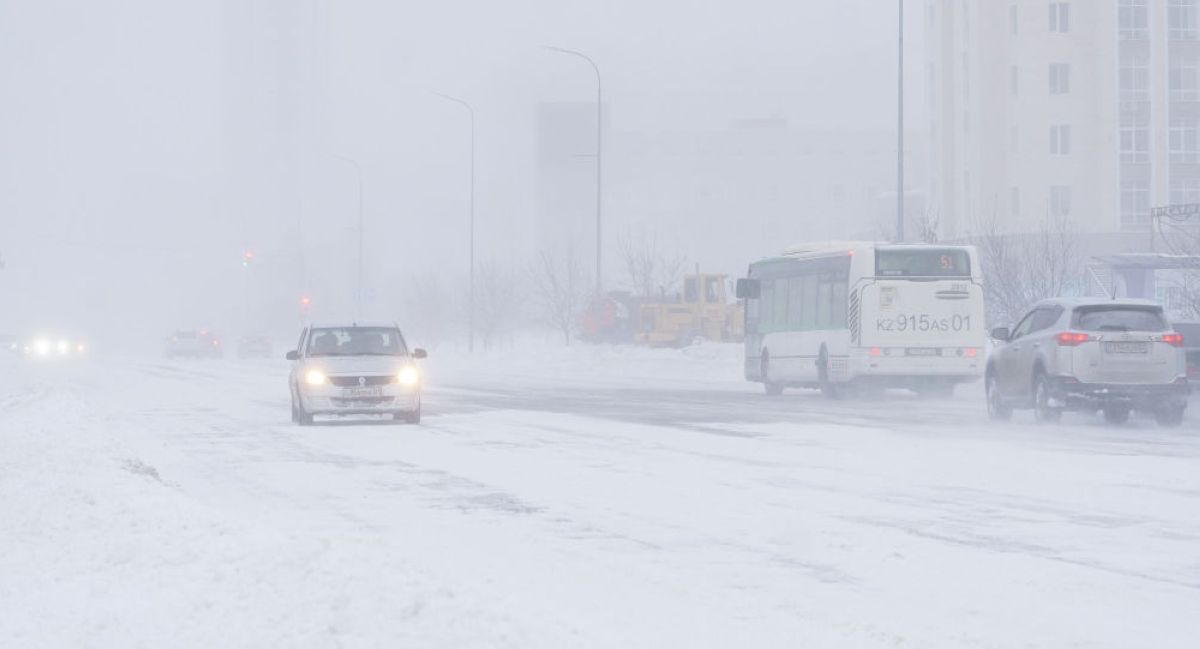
1161;332;1184;347
1056;332;1091;346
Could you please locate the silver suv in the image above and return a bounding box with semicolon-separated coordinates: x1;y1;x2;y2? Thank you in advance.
986;299;1188;426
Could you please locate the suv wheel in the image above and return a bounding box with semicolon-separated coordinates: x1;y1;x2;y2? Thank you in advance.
1102;404;1131;425
986;373;1012;421
1155;405;1185;428
1032;372;1061;424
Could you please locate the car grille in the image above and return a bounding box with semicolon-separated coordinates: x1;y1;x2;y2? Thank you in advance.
329;375;395;387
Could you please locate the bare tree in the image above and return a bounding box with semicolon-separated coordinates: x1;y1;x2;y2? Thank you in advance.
470;259;523;351
618;231;687;298
1151;213;1200;318
530;244;591;345
974;211;1082;325
916;210;940;244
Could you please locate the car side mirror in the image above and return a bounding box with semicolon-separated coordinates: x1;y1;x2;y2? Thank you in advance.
285;350;300;361
989;327;1010;342
735;278;760;300
412;348;427;359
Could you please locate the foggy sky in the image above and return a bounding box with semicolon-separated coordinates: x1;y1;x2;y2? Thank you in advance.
0;0;924;342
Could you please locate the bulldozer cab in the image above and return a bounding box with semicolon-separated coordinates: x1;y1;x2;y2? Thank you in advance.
683;274;726;305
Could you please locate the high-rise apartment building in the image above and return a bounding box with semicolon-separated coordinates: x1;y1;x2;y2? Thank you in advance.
927;0;1200;240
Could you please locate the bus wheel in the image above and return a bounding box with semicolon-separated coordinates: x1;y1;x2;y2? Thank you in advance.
818;351;841;400
762;353;784;396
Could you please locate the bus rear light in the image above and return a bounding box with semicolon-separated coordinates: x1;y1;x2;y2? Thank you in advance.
1056;332;1090;346
869;347;881;357
1161;333;1184;347
964;348;978;358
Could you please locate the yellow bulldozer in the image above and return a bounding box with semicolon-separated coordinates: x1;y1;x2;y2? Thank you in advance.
633;273;744;347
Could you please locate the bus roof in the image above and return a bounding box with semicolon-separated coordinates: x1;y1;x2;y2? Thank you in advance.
770;241;976;261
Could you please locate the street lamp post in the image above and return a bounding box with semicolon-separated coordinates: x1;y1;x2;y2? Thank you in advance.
435;92;477;353
333;154;365;319
545;45;603;292
897;0;906;242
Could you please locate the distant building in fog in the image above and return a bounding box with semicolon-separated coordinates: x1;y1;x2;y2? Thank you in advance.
926;0;1200;241
606;120;920;271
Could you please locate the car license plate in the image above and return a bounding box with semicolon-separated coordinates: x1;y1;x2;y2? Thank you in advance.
343;386;383;398
1105;342;1148;354
906;347;940;357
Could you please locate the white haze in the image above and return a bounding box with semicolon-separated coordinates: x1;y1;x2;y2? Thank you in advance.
0;0;923;345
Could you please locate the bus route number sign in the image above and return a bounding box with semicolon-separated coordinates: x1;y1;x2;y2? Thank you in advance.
876;314;973;333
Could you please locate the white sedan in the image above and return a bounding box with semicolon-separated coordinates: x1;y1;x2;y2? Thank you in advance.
286;322;426;425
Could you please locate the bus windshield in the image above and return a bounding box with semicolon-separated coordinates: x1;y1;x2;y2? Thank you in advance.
876;249;971;278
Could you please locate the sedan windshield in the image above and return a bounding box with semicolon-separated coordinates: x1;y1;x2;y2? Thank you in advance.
306;327;406;356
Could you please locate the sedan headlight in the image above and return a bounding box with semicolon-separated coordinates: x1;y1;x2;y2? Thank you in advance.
397;365;420;386
305;369;329;386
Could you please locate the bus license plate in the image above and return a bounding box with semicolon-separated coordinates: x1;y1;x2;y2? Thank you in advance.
343;386;383;398
906;348;941;357
1105;342;1148;354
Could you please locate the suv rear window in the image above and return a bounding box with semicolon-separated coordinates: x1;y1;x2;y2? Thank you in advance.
1073;306;1167;332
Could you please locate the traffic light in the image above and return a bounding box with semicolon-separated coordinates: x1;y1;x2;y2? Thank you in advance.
242;250;255;268
300;295;312;309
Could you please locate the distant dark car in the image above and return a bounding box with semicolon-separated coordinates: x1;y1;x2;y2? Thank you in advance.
1171;321;1200;388
237;334;273;359
165;330;224;359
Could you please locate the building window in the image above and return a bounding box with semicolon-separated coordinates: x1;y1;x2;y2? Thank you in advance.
1010;4;1018;35
1010;66;1019;96
1049;63;1071;94
1170;118;1200;163
1170;174;1200;205
1121;120;1151;163
1170;57;1200;101
1120;55;1150;106
1050;124;1072;155
1010;187;1020;216
1049;3;1070;32
1050;186;1072;216
1120;0;1149;40
1121;177;1151;226
1170;0;1198;41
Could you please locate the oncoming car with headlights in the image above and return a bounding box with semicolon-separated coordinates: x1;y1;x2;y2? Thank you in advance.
16;333;89;360
286;322;427;425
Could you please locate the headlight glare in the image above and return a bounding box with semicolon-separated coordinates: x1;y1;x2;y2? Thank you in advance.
397;365;420;386
305;369;328;386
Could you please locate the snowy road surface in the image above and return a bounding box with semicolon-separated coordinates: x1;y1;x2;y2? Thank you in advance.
2;345;1199;648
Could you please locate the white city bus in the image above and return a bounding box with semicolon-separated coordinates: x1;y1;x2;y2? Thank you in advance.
735;242;986;397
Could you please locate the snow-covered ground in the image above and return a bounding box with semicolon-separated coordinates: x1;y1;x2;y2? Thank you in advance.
1;345;1198;648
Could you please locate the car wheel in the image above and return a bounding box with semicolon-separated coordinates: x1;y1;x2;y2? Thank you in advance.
1155;405;1185;428
295;395;314;426
1032;372;1061;424
1102;404;1131;425
762;353;784;396
986;373;1012;421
